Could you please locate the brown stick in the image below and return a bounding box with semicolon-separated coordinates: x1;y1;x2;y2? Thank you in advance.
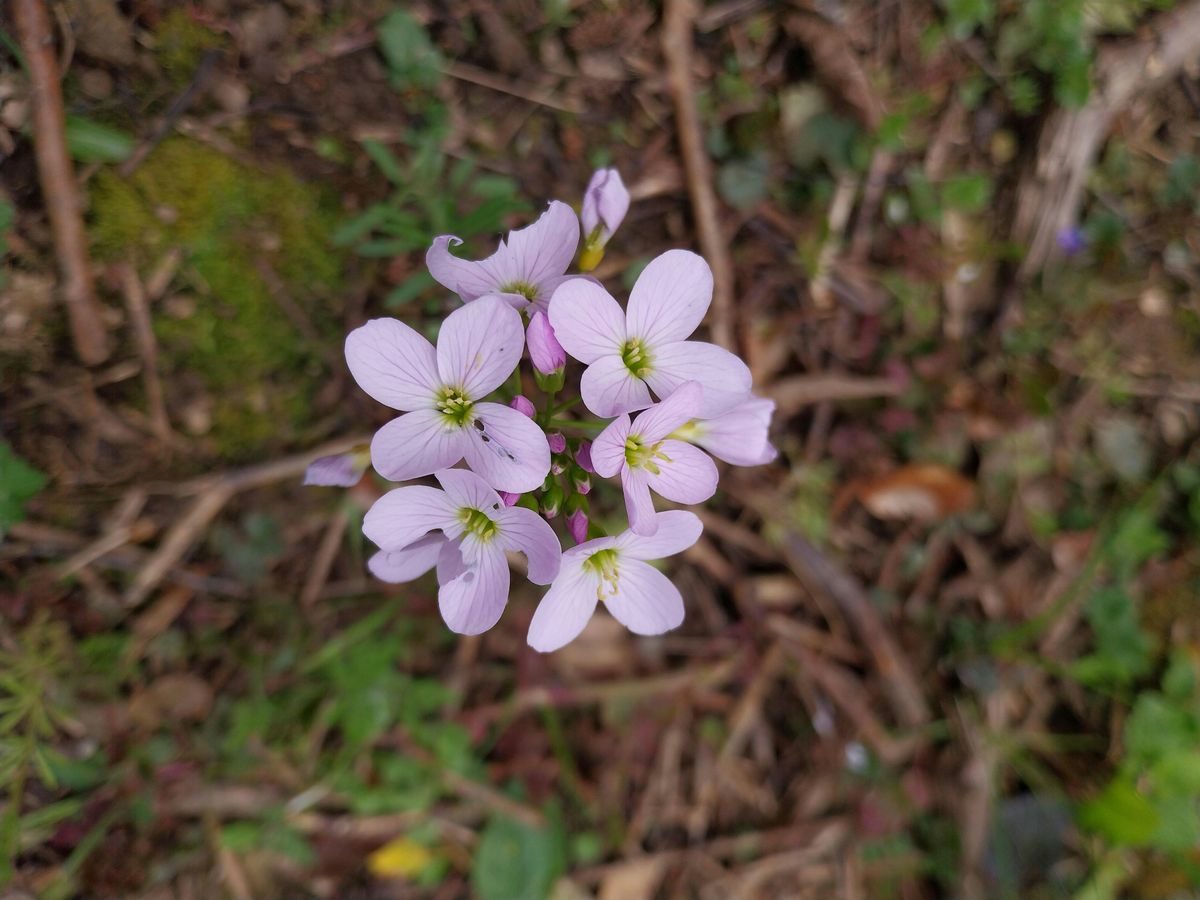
662;0;736;352
14;0;109;365
780;533;930;728
119;262;171;441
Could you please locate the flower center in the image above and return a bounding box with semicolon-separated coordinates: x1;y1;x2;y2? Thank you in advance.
500;280;539;301
458;507;499;542
437;387;475;426
620;339;652;378
582;548;620;600
669;420;701;442
624;435;670;474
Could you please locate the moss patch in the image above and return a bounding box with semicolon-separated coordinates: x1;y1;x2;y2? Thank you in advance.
90;138;343;459
154;9;224;86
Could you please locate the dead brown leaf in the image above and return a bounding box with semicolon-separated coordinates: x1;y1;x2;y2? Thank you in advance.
129;673;213;729
846;464;976;521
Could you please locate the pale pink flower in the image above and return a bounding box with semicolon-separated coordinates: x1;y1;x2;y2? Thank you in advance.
527;510;702;652
365;469;561;635
426;201;579;314
548;250;751;418
304;445;371;487
345;296;549;492
579;168;631;271
591;382;717;535
676;395;777;466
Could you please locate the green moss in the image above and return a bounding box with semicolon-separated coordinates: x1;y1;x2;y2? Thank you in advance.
154;9;223;85
90;138;343;459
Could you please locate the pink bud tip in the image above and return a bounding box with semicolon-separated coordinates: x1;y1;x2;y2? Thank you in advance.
547;432;567;454
510;395;536;418
526;311;566;375
499;491;522;507
575;440;595;474
567;509;588;544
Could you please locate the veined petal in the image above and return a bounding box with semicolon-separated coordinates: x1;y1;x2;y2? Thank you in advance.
345;318;440;411
304;449;369;487
505;200;579;287
434;468;503;513
368;534;446;583
437;537;467;584
497;506;562;584
580;355;652;418
370;410;466;482
626;250;713;347
548;279;627;364
643;440;719;505
692;396;778;466
530;274;583;314
605;560;685;636
630;381;703;443
363;485;457;552
527;556;601;652
425;235;504;300
438;538;510;635
591;414;631;478
615;510;703;560
644;341;752;418
436;296;524;398
622;467;658;535
462;402;551;492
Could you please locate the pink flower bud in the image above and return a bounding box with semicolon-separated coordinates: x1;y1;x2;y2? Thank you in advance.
581;168;630;248
567;509;588;544
575;440;595;474
526;311;566;375
575;474;591;495
304;447;370;487
499;491;522;507
547;432;567;454
509;395;536;418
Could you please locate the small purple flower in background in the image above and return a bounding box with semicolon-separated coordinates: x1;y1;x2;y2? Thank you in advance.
579;168;630;272
304;444;371;486
345;296;550;493
591;382;718;535
364;469;561;634
549;250;752;418
1057;226;1087;256
426;201;580;314
526;311;566;375
674;395;778;467
527;510;702;652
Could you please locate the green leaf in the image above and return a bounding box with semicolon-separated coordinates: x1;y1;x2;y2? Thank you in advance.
64;117;135;163
716;153;770;211
386;270;436;308
361;139;405;185
220;821;263;852
941;173;994;213
377;10;443;91
0;442;47;530
1077;777;1159;846
471;808;566;900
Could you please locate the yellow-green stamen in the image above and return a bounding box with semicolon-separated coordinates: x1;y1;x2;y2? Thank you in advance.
437;386;475;426
583;548;620;600
500;280;539;301
620;339;652;378
458;507;498;542
624;434;671;475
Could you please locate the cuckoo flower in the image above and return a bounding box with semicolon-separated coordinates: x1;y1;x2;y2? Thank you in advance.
526;311;566;376
527;510;702;652
579;168;630;271
426;201;579;313
591;382;718;535
304;444;371;487
364;469;561;635
548;250;752;418
345;296;550;492
675;395;778;467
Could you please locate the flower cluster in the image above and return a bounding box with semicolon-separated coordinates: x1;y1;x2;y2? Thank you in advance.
309;170;776;651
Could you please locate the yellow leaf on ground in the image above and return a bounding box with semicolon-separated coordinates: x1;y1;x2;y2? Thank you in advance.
367;836;433;880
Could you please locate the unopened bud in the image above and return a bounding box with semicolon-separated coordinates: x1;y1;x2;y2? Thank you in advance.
567;509;588;544
547;432;567;454
526;311;566;375
510;395;535;418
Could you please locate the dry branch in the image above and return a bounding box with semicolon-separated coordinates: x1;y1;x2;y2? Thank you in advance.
14;0;109;365
663;0;736;352
1012;0;1200;277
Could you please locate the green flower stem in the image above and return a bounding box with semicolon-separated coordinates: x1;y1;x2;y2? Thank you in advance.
547;417;606;434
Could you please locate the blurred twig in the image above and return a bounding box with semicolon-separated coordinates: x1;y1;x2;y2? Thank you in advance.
118;262;172;442
14;0;109;365
663;0;736;352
